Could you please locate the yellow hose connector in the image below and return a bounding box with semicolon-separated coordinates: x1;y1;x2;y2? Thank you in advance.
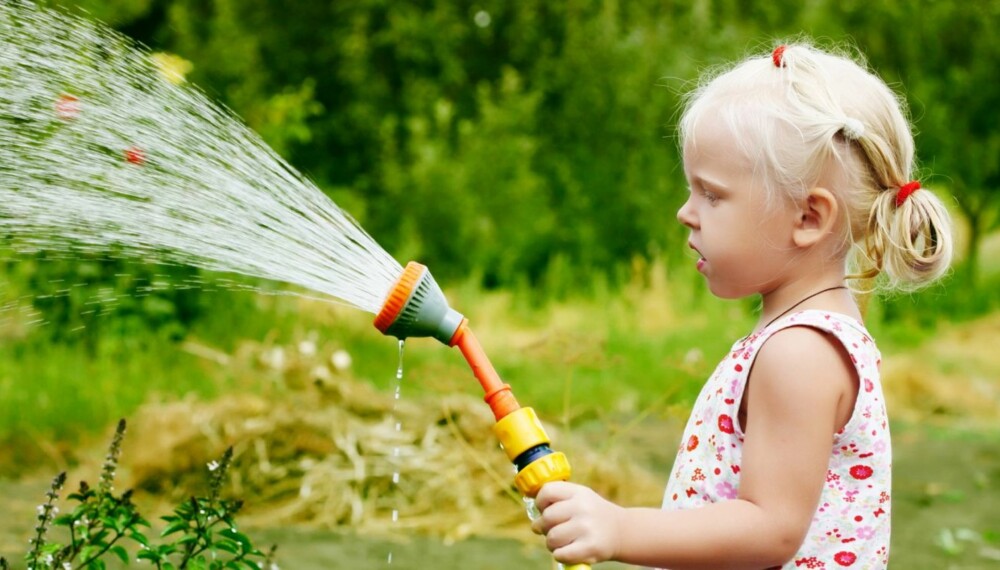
515;451;571;497
492;407;572;496
492;407;549;462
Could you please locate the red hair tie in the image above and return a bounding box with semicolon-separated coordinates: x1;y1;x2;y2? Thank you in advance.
895;181;920;207
772;45;787;68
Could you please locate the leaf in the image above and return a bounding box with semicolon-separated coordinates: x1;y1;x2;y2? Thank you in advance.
52;513;75;526
218;528;252;553
128;530;150;547
214;540;239;554
110;545;130;564
137;550;160;562
161;519;189;537
89;529;110;545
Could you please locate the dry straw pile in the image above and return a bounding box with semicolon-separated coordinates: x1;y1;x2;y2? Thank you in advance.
119;336;663;542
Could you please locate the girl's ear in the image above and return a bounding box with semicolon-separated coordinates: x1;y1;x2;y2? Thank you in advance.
792;187;839;248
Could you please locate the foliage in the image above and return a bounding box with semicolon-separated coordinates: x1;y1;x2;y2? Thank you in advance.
0;419;275;570
16;0;997;297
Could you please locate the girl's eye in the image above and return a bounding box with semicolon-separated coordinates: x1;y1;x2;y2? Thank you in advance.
701;188;719;204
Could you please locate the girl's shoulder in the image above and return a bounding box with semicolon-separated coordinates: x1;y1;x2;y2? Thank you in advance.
766;309;875;347
729;309;879;370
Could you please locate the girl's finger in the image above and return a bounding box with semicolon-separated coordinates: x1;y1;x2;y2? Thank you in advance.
530;517;545;535
544;519;576;551
535;481;574;511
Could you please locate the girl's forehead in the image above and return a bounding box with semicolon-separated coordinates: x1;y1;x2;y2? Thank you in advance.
683;112;752;169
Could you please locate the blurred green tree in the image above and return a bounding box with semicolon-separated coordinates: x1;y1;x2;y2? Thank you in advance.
13;0;1000;310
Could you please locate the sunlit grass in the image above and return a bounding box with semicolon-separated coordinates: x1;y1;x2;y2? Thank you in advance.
2;253;998;467
0;257;998;567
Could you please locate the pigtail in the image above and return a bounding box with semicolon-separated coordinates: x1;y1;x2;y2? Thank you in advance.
862;181;953;291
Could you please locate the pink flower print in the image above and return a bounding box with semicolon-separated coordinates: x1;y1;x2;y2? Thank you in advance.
715;481;738;499
844;489;859;503
873;440;887;454
856;526;875;540
718;414;735;434
794;557;824;568
833;551;857;566
864;378;874;393
849;465;873;480
692;468;706;482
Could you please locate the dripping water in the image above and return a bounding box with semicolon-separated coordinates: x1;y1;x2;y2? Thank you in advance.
387;338;405;565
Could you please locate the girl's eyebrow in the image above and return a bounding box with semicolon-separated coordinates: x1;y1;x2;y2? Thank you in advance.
692;173;729;192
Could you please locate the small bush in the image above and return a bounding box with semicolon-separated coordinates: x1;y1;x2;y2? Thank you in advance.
0;419;276;570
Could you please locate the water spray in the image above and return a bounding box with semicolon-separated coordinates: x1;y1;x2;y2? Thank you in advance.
375;262;590;570
2;2;593;565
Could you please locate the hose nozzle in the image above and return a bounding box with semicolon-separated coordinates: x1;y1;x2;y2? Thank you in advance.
375;261;520;420
374;261;465;344
373;261;587;569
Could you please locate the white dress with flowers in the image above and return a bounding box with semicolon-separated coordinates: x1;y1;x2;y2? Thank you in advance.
662;310;891;569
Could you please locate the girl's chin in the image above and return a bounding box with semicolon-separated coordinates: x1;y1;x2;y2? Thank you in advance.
704;279;747;300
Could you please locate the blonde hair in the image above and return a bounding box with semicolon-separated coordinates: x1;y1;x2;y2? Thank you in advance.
680;41;953;292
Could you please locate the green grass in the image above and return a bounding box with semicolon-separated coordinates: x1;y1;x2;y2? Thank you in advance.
0;263;746;474
0;257;990;466
1;263;998;567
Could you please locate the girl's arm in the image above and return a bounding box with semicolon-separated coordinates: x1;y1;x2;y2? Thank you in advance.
534;326;859;569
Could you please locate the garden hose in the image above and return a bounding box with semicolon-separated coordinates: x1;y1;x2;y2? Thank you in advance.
375;261;590;570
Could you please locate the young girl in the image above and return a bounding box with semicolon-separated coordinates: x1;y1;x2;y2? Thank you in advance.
532;42;953;569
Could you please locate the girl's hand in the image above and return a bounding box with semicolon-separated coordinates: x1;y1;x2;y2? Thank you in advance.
532;481;624;565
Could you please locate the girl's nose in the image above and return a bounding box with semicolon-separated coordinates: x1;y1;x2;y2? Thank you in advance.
677;196;698;229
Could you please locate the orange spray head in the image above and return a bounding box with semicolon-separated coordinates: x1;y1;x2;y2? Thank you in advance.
374;261;465;344
375;261;520;420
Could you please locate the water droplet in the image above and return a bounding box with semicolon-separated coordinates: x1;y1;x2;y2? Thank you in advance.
523;497;542;522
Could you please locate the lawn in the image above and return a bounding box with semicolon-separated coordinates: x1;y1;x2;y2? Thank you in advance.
1;270;998;568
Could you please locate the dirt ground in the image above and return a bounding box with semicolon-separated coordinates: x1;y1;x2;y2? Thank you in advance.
2;425;998;569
